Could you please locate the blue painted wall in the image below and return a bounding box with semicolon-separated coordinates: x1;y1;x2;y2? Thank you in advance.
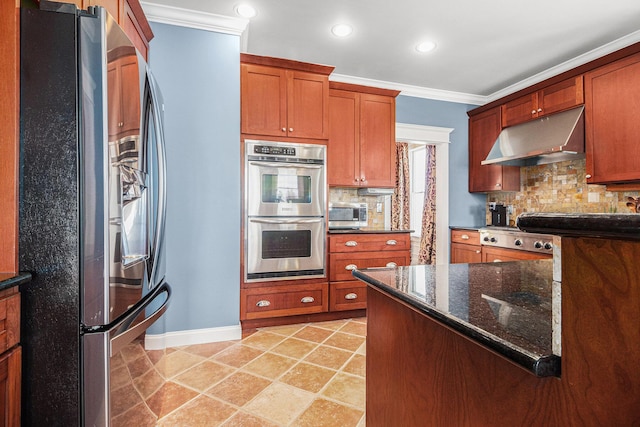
147;23;241;333
396;96;487;228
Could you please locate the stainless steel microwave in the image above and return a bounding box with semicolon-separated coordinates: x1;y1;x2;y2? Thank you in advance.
328;202;368;229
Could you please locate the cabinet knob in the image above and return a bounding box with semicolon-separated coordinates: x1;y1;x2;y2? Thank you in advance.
585;174;592;179
344;293;358;300
531;110;537;115
360;177;365;182
475;250;481;254
345;264;358;271
256;300;271;307
495;183;502;188
386;239;397;245
289;127;294;132
345;241;358;247
386;262;397;268
300;296;315;304
461;234;470;240
282;127;286;132
537;108;543;113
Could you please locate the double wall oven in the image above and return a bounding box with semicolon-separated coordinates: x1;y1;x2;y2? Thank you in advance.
245;140;326;281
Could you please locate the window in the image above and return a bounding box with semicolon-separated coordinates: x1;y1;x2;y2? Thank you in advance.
409;145;426;237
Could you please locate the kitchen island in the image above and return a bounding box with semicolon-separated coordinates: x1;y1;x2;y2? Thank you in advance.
355;213;640;426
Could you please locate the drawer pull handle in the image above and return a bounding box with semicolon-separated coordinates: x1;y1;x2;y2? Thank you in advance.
345;264;357;271
345;241;358;247
345;293;358;300
475;250;481;254
493;259;503;263
300;296;315;304
256;300;271;307
386;262;397;268
386;239;397;245
461;234;470;240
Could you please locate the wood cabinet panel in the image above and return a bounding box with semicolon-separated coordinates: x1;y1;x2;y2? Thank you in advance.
330;251;410;282
468;107;520;192
481;247;552;262
329;281;367;311
327;83;398;187
501;93;537;128
288;70;330;139
0;346;20;427
241;63;286;137
241;283;328;320
451;242;482;264
585;52;640;184
329;233;410;253
450;229;480;246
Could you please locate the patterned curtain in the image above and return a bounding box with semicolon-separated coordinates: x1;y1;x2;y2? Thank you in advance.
391;142;410;230
418;145;436;264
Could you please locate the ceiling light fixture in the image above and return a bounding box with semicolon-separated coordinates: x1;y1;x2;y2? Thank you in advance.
235;4;257;18
416;41;437;53
331;24;353;38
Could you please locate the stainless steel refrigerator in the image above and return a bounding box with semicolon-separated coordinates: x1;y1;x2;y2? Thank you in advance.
19;2;171;425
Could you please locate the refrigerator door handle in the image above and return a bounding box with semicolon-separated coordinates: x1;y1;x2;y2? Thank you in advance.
82;281;171;355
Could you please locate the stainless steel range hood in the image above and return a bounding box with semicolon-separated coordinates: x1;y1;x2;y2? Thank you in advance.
481;106;585;166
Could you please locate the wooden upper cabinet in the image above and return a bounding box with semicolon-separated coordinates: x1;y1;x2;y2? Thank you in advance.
502;76;584;127
328;82;399;187
584;52;640;184
240;54;334;140
468;107;519;192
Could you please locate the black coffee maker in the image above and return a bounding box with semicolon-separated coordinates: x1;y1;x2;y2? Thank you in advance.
489;202;508;226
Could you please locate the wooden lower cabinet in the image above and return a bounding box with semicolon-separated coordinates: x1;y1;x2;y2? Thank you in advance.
450;229;481;264
328;232;411;311
0;288;20;427
241;283;328;320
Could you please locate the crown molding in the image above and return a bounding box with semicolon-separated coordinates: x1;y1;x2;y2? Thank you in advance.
140;2;248;35
396;123;453;144
487;29;640;103
330;73;487;105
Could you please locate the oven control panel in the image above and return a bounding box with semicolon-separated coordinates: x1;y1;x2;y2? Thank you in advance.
253;145;296;156
479;228;554;254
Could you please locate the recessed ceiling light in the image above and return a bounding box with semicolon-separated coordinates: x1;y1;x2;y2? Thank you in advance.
331;24;353;38
235;4;257;18
416;41;437;53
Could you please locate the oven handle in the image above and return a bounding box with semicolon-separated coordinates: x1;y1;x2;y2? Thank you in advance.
249;218;324;225
248;161;323;170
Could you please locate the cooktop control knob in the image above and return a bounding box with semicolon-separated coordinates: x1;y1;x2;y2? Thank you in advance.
490;237;497;243
514;239;523;246
534;241;543;249
483;236;490;242
544;242;553;250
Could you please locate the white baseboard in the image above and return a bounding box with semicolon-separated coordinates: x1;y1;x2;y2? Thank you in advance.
144;324;242;350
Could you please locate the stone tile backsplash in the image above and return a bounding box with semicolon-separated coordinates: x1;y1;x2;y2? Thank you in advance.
487;159;640;227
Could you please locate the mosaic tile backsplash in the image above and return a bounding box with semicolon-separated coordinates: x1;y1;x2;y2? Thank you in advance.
487;159;640;227
329;188;388;229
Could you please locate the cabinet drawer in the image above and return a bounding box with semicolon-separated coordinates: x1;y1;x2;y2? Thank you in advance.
329;233;410;253
330;281;367;311
0;293;19;354
451;229;480;245
241;283;328;320
330;251;410;282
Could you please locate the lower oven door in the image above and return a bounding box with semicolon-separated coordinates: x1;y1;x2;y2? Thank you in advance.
246;216;325;282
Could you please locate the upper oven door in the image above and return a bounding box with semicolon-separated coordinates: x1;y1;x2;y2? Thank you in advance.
246;160;325;217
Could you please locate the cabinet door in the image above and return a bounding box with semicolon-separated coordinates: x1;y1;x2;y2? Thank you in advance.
287;70;329;139
328;89;360;186
359;93;396;187
0;346;21;427
585;53;640;184
468;107;519;192
539;75;583;117
502;93;537;128
451;243;482;264
241;64;287;137
330;281;367;311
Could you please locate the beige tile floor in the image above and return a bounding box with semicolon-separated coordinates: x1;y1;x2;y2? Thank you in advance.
112;317;367;426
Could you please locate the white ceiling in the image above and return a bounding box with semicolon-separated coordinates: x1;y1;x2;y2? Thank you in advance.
142;0;640;104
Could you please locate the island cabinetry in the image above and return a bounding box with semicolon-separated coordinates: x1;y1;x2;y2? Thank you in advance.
328;233;410;311
240;54;334;140
584;52;640;185
241;282;328;321
468;107;520;192
328;82;400;187
450;229;481;264
501;75;584;127
0;287;20;427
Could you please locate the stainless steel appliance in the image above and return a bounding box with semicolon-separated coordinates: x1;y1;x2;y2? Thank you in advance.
245;140;326;281
19;3;171;425
479;227;554;254
328;202;368;229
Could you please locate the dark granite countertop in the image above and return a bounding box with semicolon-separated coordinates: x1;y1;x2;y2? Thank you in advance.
518;212;640;239
328;228;412;234
449;225;484;231
0;272;32;292
353;260;560;377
